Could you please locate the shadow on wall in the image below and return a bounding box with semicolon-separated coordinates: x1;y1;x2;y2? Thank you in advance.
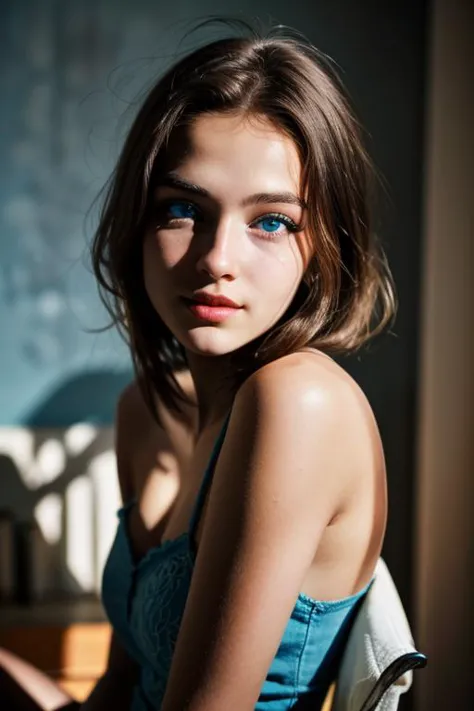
22;369;134;428
0;368;133;602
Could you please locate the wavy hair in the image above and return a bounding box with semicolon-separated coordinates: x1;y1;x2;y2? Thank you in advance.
91;21;396;422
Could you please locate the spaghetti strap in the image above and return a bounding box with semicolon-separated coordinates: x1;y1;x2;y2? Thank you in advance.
188;411;232;539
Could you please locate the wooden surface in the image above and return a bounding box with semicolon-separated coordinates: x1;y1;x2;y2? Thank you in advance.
0;599;106;627
0;621;111;702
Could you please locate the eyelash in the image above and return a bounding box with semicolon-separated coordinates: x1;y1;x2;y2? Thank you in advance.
154;199;303;240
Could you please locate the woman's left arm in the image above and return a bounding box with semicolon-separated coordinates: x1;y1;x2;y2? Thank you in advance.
161;358;352;711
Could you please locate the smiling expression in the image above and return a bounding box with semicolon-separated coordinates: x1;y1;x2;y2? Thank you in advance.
142;112;313;357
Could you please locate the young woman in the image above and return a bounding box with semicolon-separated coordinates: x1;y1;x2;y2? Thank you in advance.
0;22;395;711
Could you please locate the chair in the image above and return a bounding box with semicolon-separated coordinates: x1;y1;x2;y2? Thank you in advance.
328;558;427;711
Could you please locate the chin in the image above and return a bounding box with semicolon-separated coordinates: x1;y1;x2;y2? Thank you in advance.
181;328;251;358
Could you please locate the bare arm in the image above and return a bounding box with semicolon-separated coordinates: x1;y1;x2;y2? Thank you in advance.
0;646;80;711
160;357;355;711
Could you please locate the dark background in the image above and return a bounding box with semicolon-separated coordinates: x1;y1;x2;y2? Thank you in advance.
0;1;429;707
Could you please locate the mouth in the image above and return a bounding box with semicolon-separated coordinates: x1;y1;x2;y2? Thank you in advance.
181;297;243;323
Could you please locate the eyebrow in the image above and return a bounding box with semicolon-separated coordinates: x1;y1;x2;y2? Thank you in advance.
156;173;307;210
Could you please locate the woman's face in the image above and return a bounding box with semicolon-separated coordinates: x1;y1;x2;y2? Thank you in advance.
143;112;311;357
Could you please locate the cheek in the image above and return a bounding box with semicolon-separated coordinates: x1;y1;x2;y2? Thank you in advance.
253;238;304;297
143;229;189;271
142;233;175;309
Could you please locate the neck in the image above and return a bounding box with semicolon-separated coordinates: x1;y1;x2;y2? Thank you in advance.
184;350;237;439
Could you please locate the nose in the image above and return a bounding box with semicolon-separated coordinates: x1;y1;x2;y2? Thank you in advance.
195;214;240;281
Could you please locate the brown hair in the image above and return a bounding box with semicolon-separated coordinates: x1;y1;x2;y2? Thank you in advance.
91;22;396;422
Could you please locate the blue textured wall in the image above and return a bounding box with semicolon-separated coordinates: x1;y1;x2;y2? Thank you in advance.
0;2;428;630
0;1;142;424
0;1;252;425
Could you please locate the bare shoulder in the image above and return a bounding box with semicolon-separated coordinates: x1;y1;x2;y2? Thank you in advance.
231;348;385;504
115;380;168;497
237;348;376;431
117;371;195;423
115;374;196;504
114;381;149;501
116;379;155;430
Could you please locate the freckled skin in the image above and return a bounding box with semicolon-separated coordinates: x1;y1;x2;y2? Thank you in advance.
143;112;311;358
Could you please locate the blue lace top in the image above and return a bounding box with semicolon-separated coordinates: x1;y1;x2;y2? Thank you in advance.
101;413;372;710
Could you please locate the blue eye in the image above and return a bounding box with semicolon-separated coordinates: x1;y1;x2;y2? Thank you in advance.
257;217;285;233
253;214;300;237
167;201;198;219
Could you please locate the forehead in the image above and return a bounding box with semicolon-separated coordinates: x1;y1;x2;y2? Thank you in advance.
164;112;302;194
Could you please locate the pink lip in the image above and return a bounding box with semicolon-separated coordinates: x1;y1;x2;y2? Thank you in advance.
182;298;241;323
189;291;242;308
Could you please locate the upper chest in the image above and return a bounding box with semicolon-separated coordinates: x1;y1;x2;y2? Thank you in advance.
127;415;225;562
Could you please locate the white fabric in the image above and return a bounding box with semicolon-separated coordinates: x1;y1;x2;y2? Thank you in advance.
332;558;417;711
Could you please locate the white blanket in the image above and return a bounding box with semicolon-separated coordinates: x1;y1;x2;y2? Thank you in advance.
332;558;424;711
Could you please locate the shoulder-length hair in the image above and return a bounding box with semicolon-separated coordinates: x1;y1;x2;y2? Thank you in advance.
91;24;396;423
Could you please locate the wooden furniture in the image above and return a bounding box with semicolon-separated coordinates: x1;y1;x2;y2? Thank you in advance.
0;599;110;702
